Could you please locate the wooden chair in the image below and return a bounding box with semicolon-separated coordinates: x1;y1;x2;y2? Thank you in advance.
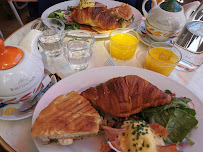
7;0;37;26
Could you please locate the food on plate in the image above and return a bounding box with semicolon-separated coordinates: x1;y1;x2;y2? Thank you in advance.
31;75;198;150
140;90;198;145
31;91;101;145
79;0;95;9
101;120;182;152
48;1;134;34
71;3;133;33
81;75;171;117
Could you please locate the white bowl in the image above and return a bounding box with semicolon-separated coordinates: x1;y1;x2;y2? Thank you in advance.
144;20;181;42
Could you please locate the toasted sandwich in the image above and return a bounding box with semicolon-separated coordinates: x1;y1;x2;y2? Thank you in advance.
31;91;101;145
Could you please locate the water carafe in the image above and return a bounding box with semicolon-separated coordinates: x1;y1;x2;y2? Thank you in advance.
175;2;203;72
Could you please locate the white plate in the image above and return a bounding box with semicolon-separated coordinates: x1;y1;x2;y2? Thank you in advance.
32;66;203;152
41;0;143;38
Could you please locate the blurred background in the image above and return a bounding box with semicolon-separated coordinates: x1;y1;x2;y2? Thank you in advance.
0;0;201;39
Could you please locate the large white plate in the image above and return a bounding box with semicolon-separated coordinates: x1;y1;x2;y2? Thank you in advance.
41;0;143;38
32;66;203;152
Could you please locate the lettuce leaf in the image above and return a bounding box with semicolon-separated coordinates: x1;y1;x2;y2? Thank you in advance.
140;90;198;144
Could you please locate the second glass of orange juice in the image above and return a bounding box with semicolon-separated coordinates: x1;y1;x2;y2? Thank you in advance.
144;42;182;76
110;28;140;60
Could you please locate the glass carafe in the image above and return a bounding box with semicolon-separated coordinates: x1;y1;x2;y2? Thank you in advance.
175;2;203;72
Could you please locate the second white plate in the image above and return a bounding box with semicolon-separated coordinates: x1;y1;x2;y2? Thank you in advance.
41;0;143;38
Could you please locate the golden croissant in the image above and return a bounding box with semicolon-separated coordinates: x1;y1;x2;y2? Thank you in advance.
81;75;171;117
71;3;133;33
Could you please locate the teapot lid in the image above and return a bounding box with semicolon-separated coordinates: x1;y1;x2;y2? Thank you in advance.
160;0;181;12
0;39;23;70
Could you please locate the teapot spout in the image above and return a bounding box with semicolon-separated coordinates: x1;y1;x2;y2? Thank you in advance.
19;29;43;58
183;1;200;21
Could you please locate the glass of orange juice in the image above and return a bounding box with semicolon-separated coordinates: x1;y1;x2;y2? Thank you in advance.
109;28;140;60
144;42;182;76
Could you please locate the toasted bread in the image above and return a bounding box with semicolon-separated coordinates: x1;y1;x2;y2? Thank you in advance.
79;24;99;34
107;4;133;20
31;91;101;145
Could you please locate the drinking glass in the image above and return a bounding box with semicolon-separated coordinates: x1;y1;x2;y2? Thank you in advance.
62;30;95;71
31;18;65;57
109;28;140;60
144;42;182;76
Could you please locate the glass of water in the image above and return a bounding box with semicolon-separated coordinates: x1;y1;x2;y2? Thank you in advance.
63;30;95;71
32;18;65;57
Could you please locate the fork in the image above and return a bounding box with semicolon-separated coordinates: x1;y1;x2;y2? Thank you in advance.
105;58;116;66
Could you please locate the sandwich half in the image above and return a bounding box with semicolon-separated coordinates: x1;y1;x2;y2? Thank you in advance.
31;91;101;145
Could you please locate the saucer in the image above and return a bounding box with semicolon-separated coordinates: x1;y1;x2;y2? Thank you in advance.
0;103;34;120
135;20;174;46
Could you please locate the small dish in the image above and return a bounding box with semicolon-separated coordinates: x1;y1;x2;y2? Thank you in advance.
0;103;34;120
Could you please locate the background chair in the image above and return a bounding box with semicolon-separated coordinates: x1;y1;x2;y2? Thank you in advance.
7;0;37;26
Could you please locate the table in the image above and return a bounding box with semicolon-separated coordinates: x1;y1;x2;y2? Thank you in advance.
1;20;203;152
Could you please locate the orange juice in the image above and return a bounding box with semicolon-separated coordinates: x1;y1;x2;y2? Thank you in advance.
110;33;139;60
144;47;179;76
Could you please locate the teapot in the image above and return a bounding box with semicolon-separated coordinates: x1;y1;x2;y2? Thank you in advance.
0;29;44;104
142;0;200;32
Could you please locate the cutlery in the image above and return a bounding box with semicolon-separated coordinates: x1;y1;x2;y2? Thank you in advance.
19;74;56;112
105;58;116;66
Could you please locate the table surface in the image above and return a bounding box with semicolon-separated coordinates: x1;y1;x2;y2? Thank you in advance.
1;19;203;152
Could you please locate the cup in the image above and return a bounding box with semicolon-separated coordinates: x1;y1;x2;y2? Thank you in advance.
63;30;95;71
32;18;65;57
137;19;181;42
109;28;140;60
144;42;182;76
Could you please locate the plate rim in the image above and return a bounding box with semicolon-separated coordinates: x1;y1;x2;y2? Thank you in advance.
41;0;143;38
32;66;203;152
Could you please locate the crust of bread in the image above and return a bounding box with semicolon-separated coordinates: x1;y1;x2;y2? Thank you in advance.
31;91;101;143
107;4;133;20
79;24;99;34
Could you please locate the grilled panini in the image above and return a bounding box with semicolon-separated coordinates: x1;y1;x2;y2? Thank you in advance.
31;91;101;145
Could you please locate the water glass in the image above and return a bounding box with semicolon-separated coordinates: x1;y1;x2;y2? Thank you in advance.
144;42;182;76
63;30;95;70
32;18;65;57
109;28;140;60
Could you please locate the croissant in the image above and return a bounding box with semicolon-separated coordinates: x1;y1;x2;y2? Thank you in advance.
71;7;121;30
81;75;171;117
71;3;132;31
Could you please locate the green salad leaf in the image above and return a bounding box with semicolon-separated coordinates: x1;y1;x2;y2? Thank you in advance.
47;8;80;30
140;90;198;145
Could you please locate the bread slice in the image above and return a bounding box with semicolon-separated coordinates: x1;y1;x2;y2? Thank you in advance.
107;4;133;20
31;91;101;145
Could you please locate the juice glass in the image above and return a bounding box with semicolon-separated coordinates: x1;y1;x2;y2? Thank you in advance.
144;42;182;76
110;28;140;60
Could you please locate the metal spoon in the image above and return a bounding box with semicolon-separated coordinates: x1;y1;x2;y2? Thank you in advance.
19;74;56;112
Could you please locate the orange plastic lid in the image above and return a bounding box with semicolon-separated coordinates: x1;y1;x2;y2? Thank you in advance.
0;39;23;70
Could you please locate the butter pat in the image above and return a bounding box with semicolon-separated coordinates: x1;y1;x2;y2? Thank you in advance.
79;0;95;9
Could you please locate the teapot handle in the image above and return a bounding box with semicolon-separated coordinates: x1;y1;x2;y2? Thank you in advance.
142;0;158;18
183;1;200;21
19;29;43;59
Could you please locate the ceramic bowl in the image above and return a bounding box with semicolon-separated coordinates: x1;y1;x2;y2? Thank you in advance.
0;80;43;104
138;19;181;42
144;20;181;42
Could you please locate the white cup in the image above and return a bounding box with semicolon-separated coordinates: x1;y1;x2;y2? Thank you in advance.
138;19;181;42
